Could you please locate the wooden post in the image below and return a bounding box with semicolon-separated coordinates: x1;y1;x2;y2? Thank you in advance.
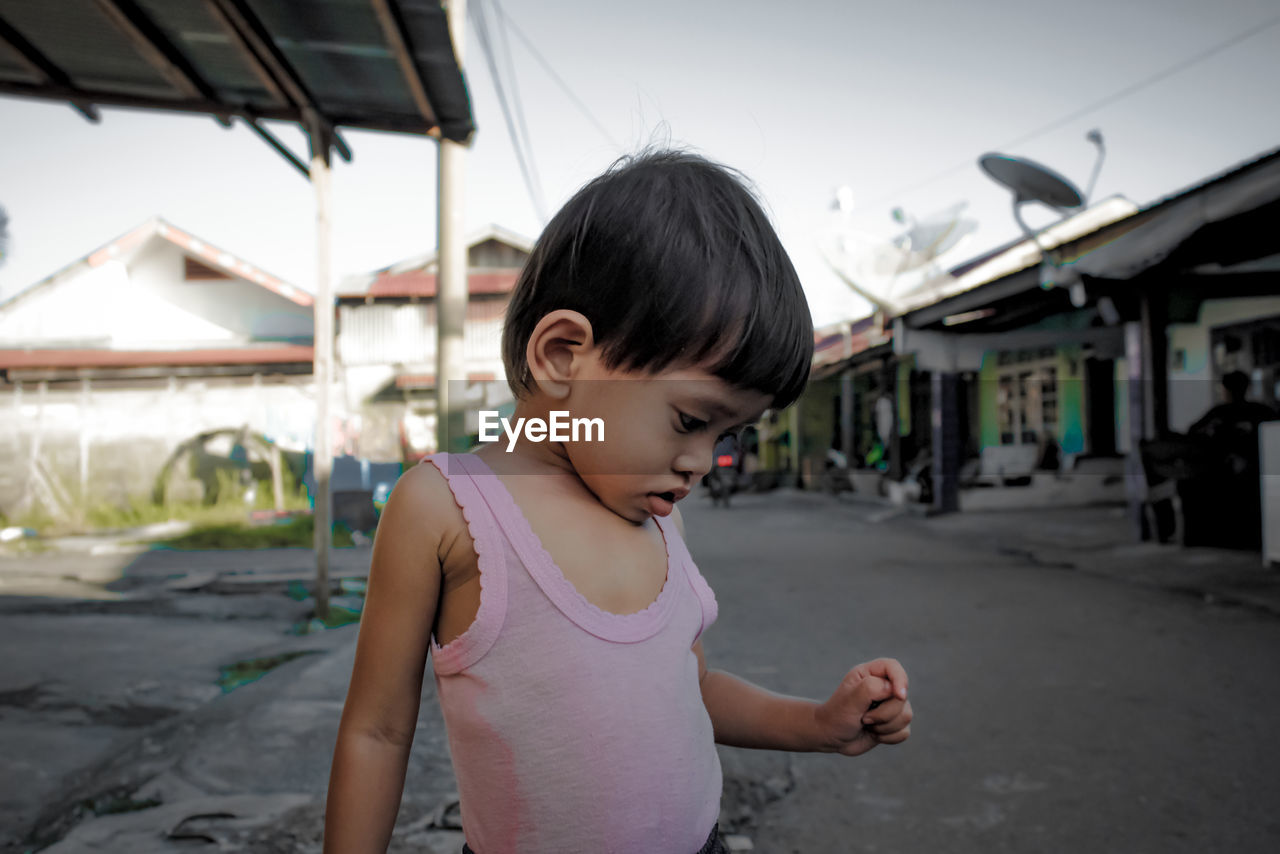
270;443;285;512
79;378;91;518
307;110;333;620
436;0;467;455
931;371;961;513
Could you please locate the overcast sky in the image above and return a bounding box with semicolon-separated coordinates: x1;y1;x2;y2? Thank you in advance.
1;0;1278;327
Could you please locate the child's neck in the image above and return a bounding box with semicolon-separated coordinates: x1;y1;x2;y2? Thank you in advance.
478;395;578;477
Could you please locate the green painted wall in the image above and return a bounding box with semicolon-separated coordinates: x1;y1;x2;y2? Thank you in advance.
1056;346;1086;456
795;376;839;477
975;346;1086;456
979;352;1000;450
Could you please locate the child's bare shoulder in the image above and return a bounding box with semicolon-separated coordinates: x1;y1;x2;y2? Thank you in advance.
393;459;458;509
380;460;469;559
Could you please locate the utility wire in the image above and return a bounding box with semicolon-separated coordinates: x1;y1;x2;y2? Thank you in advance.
492;0;544;213
491;0;620;150
866;13;1280;208
471;0;547;220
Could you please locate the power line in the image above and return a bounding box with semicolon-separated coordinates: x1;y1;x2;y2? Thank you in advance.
866;13;1280;208
490;0;620;150
471;0;547;220
492;0;543;213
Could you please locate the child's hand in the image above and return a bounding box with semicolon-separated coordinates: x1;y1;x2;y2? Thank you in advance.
814;658;912;756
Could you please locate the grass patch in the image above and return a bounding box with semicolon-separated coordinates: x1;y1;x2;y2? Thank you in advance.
154;516;356;550
77;790;163;816
217;650;319;693
9;462;317;538
287;579;366;634
290;603;364;635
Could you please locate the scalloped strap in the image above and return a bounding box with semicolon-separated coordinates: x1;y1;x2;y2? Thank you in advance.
424;453;509;674
655;513;719;641
453;454;684;643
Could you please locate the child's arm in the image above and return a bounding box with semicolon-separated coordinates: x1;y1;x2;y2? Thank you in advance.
323;464;450;853
694;642;911;755
670;506;911;756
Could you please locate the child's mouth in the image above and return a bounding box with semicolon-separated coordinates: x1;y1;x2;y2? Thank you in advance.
647;492;677;517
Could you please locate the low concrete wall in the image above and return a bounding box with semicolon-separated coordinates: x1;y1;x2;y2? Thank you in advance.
0;376;318;519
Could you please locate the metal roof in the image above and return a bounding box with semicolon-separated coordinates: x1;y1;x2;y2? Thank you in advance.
901;146;1280;332
0;216;312;314
0;0;475;157
0;344;314;373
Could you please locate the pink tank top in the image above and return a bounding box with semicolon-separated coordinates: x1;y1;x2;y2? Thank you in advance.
425;453;722;854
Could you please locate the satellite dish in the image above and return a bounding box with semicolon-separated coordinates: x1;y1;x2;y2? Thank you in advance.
978;129;1106;243
820;195;977;315
979;154;1083;209
977;130;1107;292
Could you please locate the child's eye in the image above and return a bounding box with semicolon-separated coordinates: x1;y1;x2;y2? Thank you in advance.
676;411;709;433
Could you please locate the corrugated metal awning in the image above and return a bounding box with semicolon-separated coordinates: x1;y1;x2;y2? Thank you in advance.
0;0;474;150
900;146;1280;332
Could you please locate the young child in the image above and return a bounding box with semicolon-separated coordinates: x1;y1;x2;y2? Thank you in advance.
324;149;912;854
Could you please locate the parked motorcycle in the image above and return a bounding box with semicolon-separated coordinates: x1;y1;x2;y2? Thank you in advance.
706;436;741;508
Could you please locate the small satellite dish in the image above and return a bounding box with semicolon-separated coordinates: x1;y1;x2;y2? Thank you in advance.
979;154;1083;210
819;197;976;315
894;201;978;261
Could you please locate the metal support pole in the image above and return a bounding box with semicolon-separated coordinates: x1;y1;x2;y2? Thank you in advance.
436;0;467;455
1144;292;1169;439
1123;319;1148;541
840;369;855;461
307;110;333;619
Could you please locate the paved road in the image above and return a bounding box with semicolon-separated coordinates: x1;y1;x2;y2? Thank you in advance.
4;491;1279;853
681;490;1280;853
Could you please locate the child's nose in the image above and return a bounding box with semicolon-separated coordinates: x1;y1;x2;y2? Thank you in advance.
674;445;712;479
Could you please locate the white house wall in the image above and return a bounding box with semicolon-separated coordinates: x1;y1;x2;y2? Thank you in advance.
1168;295;1280;433
1;260;123;346
0;239;313;349
340;303;435;365
0;259;233;348
130;240;312;342
338;300;506;376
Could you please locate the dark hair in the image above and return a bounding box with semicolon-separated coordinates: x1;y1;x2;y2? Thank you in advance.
1223;370;1250;399
501;148;813;409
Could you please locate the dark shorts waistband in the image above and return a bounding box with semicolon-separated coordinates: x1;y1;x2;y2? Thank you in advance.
461;822;725;854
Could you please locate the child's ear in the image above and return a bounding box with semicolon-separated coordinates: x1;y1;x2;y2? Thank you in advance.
526;310;595;400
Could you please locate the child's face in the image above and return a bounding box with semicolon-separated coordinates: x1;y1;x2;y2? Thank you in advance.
560;360;770;524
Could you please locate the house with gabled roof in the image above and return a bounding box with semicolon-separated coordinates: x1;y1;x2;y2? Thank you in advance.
336;224;532;462
0;218;321;519
0;216;314;367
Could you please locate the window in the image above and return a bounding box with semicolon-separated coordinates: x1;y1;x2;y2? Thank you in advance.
185;256;230;281
996;350;1059;445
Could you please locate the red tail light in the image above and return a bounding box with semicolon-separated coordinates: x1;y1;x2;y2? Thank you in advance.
717;455;735;467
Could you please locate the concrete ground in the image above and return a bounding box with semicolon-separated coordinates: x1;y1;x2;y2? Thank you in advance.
687;490;1280;853
1;490;1277;853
